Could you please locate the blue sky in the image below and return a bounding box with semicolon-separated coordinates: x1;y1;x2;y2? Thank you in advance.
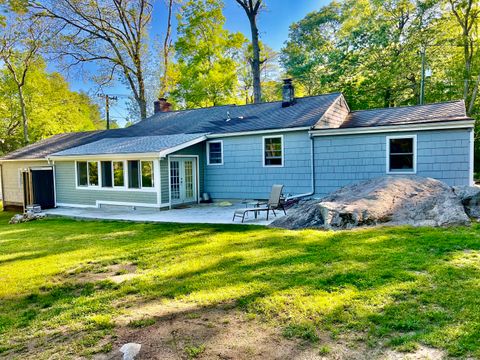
68;0;330;125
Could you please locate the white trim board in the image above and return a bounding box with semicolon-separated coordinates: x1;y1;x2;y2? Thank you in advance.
310;120;475;136
48;152;161;161
207;127;310;139
386;135;417;175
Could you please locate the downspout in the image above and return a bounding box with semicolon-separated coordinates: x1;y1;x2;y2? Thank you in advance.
286;133;315;200
0;163;5;211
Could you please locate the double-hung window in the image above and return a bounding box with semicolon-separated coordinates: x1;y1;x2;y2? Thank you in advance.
207;141;223;165
387;135;417;173
263;135;283;167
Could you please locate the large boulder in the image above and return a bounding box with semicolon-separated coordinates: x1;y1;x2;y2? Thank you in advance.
271;176;470;230
453;185;480;218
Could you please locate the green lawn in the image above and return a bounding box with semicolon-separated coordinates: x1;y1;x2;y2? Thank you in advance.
0;211;479;358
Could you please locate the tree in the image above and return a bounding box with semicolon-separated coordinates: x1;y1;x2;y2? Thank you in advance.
172;0;246;108
239;41;280;103
0;58;102;154
281;0;448;110
158;0;179;99
235;0;264;103
447;0;480;114
0;14;49;144
33;0;153;120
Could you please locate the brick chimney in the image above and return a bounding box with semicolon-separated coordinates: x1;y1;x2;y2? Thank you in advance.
154;98;172;113
282;79;296;108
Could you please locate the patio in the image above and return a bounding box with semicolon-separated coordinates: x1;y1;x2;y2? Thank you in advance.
45;201;286;225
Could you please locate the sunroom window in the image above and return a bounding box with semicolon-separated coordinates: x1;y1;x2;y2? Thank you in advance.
101;161;112;187
387;136;416;173
128;160;140;189
77;162;88;186
113;161;124;187
141;161;154;188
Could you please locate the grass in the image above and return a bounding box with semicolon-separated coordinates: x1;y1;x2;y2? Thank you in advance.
0;211;479;358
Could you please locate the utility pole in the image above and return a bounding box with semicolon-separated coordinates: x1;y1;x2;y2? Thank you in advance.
98;94;118;129
420;46;426;105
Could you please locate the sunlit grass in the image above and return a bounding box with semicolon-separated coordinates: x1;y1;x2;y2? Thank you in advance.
0;211;479;358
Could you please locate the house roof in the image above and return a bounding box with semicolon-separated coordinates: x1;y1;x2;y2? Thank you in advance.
51;133;207;157
0;131;109;160
341;100;471;128
120;93;343;136
1;94;473;161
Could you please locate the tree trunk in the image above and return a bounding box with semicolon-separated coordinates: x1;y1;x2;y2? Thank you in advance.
160;0;173;98
249;14;262;103
468;73;480;115
463;34;472;101
17;84;29;145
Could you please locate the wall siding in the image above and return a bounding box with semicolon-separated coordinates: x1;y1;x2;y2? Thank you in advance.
314;129;471;196
160;158;169;205
205;131;312;199
55;161;158;206
0;160;49;206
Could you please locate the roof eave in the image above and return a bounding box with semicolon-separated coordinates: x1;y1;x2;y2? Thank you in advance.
310;119;475;136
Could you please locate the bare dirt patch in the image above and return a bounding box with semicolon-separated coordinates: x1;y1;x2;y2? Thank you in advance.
64;263;139;284
95;303;446;360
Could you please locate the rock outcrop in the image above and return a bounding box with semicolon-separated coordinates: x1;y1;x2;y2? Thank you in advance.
453;185;480;218
271;176;471;230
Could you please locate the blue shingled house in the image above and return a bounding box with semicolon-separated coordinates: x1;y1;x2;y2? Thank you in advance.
0;80;475;211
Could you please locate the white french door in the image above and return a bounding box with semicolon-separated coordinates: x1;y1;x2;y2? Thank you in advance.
170;157;197;205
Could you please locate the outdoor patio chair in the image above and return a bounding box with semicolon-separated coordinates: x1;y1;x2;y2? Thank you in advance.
232;184;287;223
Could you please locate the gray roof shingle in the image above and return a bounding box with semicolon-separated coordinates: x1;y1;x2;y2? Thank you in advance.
0;131;108;160
120;93;342;136
341;100;471;128
52;134;206;156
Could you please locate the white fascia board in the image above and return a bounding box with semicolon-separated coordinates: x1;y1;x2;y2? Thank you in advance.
48;152;161;161
310;120;475;136
0;158;48;163
206;127;311;139
158;135;207;157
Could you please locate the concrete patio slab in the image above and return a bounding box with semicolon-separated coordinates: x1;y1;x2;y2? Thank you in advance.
45;202;285;226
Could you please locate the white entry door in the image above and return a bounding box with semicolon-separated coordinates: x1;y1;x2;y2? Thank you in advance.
170;157;197;205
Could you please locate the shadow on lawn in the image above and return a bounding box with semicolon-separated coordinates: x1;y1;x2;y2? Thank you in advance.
0;214;479;357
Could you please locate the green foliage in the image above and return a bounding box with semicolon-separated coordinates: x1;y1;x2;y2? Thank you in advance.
172;0;247;108
0;213;480;357
282;323;319;342
0;57;102;155
184;344;206;358
281;0;477;110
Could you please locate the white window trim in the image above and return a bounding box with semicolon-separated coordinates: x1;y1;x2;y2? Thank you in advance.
206;140;224;166
386;135;417;174
74;159;157;192
263;135;284;168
